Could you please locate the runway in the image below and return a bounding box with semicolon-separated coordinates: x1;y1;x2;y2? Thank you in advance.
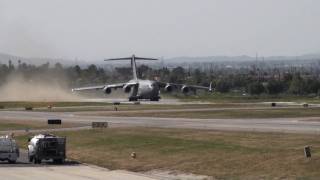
1;110;320;134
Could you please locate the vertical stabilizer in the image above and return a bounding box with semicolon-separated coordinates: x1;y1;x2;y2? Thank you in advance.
131;55;138;80
105;55;158;80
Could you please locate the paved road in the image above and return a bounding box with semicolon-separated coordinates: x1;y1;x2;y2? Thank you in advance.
1;110;320;134
0;166;157;180
0;150;156;180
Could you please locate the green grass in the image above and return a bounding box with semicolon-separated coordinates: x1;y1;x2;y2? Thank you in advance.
0;101;269;112
0;101;111;109
16;128;320;179
173;92;320;103
36;103;269;112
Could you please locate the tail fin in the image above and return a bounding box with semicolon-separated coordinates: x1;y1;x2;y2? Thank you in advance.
105;55;158;80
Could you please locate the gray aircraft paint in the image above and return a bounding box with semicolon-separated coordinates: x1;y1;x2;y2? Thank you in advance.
73;55;212;101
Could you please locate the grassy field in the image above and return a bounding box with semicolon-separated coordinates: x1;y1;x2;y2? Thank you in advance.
16;128;320;179
81;107;320;119
173;92;320;103
0;101;272;112
0;119;85;132
37;103;271;112
0;101;111;109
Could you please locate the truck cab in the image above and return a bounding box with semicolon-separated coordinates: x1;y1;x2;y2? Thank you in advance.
0;135;19;163
28;134;66;164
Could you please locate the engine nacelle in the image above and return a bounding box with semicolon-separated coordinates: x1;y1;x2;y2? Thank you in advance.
164;84;173;92
103;87;112;94
181;85;190;94
123;85;131;93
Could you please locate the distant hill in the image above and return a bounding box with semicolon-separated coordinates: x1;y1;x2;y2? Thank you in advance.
163;54;320;63
1;52;320;68
0;52;79;66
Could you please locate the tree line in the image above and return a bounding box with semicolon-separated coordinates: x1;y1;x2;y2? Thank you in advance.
1;60;320;96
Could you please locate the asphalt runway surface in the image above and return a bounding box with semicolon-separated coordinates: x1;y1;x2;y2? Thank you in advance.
1;110;320;134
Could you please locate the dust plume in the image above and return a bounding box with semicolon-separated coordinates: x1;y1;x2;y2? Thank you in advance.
0;74;82;102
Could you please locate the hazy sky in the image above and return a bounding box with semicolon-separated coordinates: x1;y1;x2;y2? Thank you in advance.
0;0;319;60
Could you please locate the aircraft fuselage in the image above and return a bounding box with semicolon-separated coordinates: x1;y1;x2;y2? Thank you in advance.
128;79;160;101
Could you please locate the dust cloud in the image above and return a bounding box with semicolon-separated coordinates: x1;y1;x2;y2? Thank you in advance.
0;74;83;102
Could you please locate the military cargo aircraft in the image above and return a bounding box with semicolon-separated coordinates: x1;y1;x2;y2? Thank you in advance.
72;55;213;101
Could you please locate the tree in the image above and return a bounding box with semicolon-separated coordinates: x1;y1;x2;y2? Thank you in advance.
216;80;231;93
266;80;284;94
288;74;306;95
247;82;265;95
170;66;185;83
305;78;320;94
193;69;202;84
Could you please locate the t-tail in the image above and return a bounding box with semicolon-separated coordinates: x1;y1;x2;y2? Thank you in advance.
105;54;158;80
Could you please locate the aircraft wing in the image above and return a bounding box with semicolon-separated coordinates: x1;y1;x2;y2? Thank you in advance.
72;85;106;91
72;82;138;92
157;82;213;92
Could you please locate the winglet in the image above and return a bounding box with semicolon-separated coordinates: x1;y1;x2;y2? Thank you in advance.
209;82;213;92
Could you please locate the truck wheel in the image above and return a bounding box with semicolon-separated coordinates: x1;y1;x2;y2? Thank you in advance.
29;156;33;162
28;155;33;162
53;159;63;164
28;150;33;162
8;160;16;164
34;158;41;164
150;97;159;101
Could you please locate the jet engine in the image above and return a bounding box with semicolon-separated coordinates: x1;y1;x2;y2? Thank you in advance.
103;87;112;94
181;85;190;94
164;84;173;92
123;85;131;93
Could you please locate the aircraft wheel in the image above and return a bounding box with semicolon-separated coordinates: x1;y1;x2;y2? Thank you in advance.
129;97;138;101
53;159;64;164
8;160;16;164
150;97;159;101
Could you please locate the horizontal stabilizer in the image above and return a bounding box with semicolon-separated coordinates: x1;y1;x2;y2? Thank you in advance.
135;57;158;60
105;57;158;61
104;57;132;61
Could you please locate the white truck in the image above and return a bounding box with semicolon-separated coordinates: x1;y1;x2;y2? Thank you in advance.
28;134;66;164
0;135;20;163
